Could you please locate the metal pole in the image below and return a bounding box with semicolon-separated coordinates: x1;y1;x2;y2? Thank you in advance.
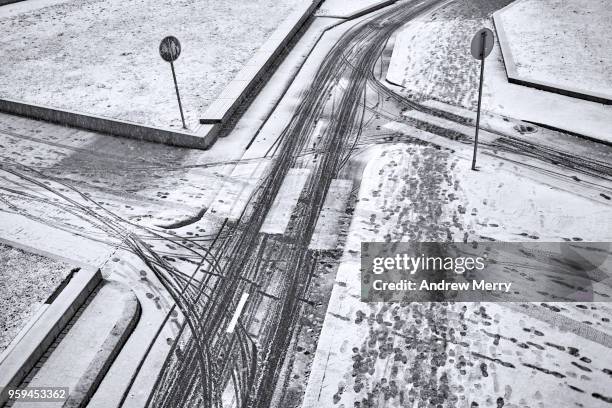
170;60;187;129
472;32;486;171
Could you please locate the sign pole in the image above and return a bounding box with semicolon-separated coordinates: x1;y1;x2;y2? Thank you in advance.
469;28;494;171
472;32;486;171
170;61;187;129
159;35;187;129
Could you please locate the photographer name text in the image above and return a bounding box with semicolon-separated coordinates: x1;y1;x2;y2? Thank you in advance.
372;279;512;293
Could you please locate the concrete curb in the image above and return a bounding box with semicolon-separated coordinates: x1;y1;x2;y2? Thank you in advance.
0;266;101;406
63;281;141;408
492;5;612;106
199;0;324;128
0;98;217;150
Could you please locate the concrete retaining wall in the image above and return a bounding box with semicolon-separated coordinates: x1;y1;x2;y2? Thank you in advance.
0;98;216;149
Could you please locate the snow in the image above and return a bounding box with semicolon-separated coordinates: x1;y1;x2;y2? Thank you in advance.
11;282;136;408
207;160;272;221
0;211;115;268
385;0;612;144
483;37;612;144
0;20;351;370
316;0;392;17
0;243;72;353
385;0;509;108
309;179;352;250
0;9;347;272
495;0;612;99
260;168;311;234
304;140;612;407
0;0;305;130
0;13;362;406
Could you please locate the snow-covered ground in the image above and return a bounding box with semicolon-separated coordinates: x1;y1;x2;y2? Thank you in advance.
0;15;344;368
482;34;612;144
386;0;511;108
304;138;612;407
0;243;72;353
0;0;305;130
1;1;611;404
495;0;612;99
385;0;612;143
316;0;391;17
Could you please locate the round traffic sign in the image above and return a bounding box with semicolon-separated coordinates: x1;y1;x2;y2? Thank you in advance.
470;28;494;60
159;36;181;62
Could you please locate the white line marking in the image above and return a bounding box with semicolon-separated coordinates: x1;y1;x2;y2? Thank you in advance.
260;168;311;234
309;179;353;250
226;293;250;334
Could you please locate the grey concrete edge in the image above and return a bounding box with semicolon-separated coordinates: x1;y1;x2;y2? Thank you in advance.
492;7;612;106
199;0;324;126
0;266;102;406
0;98;217;150
64;281;141;408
